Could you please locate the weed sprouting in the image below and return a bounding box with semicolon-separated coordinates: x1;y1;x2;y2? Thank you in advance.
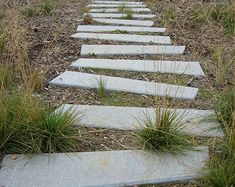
135;108;194;154
110;30;128;34
41;0;53;15
215;89;235;130
22;5;37;17
96;77;107;98
162;2;178;27
190;5;210;25
122;9;133;20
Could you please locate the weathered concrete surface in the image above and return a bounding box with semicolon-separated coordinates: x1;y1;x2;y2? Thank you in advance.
93;18;154;26
89;8;151;13
81;45;186;56
49;71;198;100
58;104;223;137
88;4;147;8
71;58;205;76
0;147;209;187
77;25;166;33
84;13;155;19
71;33;171;44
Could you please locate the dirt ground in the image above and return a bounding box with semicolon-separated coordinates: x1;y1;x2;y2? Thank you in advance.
1;0;234;186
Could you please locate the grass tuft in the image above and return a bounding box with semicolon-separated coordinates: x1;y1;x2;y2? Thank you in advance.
122;9;133;20
96;77;106;98
210;4;235;35
202;113;235;186
162;2;178;27
212;47;233;86
215;89;235;130
190;3;235;35
41;0;53;15
0;91;85;154
110;30;128;34
135;108;194;154
22;5;37;17
83;14;93;24
190;5;210;25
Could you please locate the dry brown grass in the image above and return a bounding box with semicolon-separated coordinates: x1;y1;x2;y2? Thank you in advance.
0;5;44;93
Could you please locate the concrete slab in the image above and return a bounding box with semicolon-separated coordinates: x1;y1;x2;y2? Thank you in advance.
71;33;171;44
85;13;155;19
49;71;198;100
76;25;166;33
93;0;144;5
58;104;223;137
0;147;209;187
89;8;151;13
93;18;154;26
88;4;147;8
70;58;205;76
81;45;186;56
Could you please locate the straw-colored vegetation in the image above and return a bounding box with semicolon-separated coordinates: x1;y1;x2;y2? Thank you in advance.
0;3;87;157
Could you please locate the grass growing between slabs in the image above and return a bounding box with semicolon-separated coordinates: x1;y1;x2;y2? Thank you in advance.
135;106;195;155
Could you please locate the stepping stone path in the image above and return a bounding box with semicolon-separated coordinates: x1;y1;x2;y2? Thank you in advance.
93;0;144;5
87;4;147;8
76;25;166;33
81;45;185;56
89;8;151;13
0;0;223;186
71;58;205;76
50;71;198;100
58;104;223;137
71;33;171;44
0;147;209;187
92;18;154;26
85;13;156;19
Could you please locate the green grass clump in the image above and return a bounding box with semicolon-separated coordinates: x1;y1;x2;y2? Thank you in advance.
110;30;128;34
190;6;210;25
190;4;235;35
210;4;235;35
122;9;133;20
202;157;235;187
28;108;82;153
22;5;37;17
135;108;194;154
202;114;235;187
96;77;106;98
215;90;235;129
0;91;83;155
41;0;53;15
162;3;178;27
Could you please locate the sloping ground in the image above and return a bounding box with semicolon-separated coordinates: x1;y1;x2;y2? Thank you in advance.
0;0;234;186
